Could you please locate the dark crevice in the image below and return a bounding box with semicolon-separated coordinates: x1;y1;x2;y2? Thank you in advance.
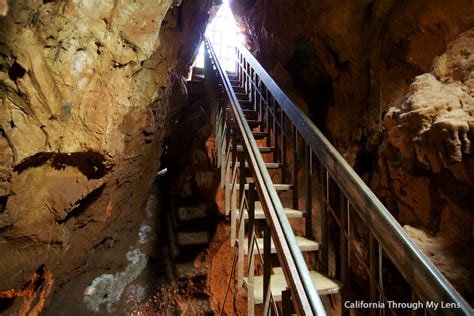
32;265;47;291
142;130;153;137
285;36;334;132
57;184;105;226
0;224;13;235
0;297;15;313
354;149;378;176
14;152;113;179
13;153;51;173
8;61;26;81
93;236;115;250
0;196;7;213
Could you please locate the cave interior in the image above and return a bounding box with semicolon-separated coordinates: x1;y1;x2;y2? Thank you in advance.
0;0;473;314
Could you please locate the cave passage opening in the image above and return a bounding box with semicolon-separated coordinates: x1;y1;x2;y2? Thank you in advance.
194;0;242;72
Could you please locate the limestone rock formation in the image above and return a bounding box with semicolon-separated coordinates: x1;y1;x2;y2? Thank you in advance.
229;0;474;303
231;0;474;165
0;0;217;313
376;29;474;300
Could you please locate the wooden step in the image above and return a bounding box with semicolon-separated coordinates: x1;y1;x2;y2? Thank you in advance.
244;177;292;191
233;162;282;169
237;201;303;219
243;109;258;119
193;67;205;75
252;131;267;139
238;100;253;108
247;119;261;127
243;236;319;255
226;71;238;78
235;92;250;101
244;268;342;304
233;145;273;153
244;183;292;191
229;119;261;127
232;87;245;94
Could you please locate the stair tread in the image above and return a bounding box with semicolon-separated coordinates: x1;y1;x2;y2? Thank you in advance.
233;162;282;169
244;177;292;191
244;269;342;304
252;131;267;139
233;145;273;153
243;236;319;255
235;202;303;219
244;183;292;191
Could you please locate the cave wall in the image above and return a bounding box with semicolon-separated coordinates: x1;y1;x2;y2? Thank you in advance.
0;0;217;313
230;0;474;301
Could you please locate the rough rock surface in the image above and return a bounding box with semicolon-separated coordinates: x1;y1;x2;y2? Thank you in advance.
377;29;474;301
0;0;216;313
231;0;474;165
230;0;474;303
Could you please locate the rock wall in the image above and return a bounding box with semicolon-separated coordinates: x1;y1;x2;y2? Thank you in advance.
230;0;474;302
377;29;474;301
0;0;217;313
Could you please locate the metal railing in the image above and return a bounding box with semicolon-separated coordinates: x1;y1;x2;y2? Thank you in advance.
231;42;472;315
205;39;326;315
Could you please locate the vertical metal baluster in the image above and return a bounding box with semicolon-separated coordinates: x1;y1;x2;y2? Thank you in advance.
379;245;384;316
282;289;293;315
220;127;227;187
238;149;246;220
340;197;349;315
254;72;257;108
230;161;239;245
262;81;265;128
291;125;298;210
238;193;245;287
244;60;247;94
305;144;312;238
216;109;221;168
266;93;271;148
320;166;329;274
259;79;264;133
240;52;243;83
263;225;272;315
237;150;246;287
273;101;278;162
249;67;253;104
281;109;287;184
248;182;256;316
244;61;248;94
369;233;377;316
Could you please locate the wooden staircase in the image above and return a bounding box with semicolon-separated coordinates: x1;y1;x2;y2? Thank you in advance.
222;72;341;314
204;38;472;316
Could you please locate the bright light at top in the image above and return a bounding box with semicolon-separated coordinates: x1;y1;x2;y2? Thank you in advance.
194;0;241;72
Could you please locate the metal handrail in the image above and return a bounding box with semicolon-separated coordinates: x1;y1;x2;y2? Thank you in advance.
236;42;472;314
204;38;326;315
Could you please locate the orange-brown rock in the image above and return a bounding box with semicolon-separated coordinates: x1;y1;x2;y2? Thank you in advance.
0;0;217;313
378;29;474;302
